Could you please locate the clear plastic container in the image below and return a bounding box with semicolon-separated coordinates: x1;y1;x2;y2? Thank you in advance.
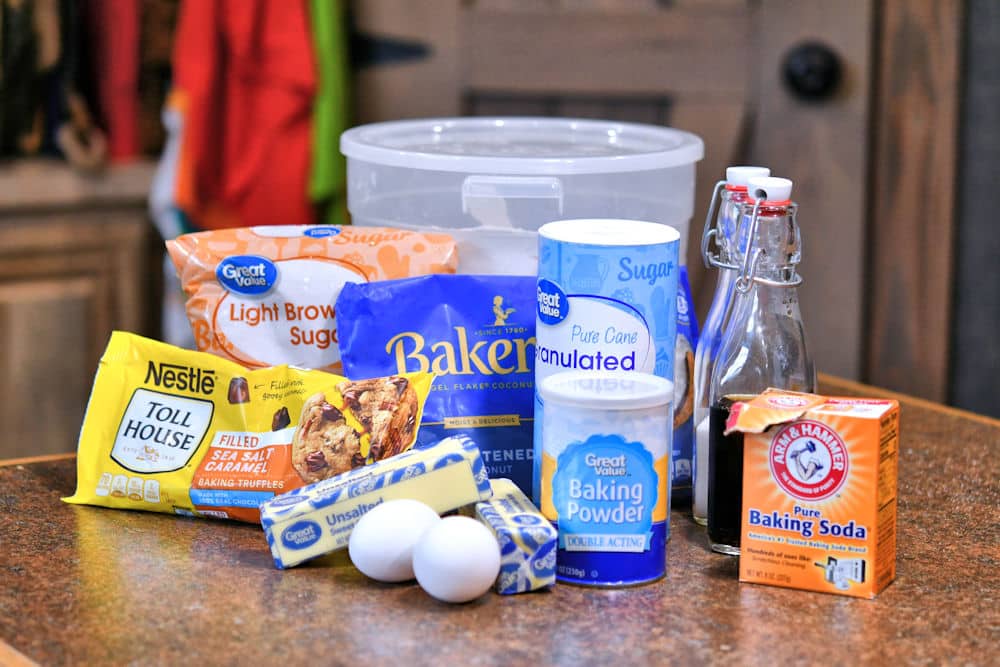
340;117;703;275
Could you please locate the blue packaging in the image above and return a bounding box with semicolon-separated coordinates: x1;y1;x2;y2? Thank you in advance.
534;219;680;509
336;274;536;496
539;370;673;586
672;265;699;504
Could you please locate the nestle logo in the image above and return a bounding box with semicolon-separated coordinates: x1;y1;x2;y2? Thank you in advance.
216;255;277;295
281;520;322;550
145;361;216;395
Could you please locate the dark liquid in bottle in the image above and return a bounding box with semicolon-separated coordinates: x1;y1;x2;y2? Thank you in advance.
707;395;750;553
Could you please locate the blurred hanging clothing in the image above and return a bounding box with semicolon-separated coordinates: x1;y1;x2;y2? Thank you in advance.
307;0;349;226
0;0;107;168
170;0;318;230
84;0;140;160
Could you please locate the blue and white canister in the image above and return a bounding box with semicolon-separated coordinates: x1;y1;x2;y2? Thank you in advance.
538;370;673;586
533;218;680;501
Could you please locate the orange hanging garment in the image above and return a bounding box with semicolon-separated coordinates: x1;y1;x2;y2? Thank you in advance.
171;0;317;230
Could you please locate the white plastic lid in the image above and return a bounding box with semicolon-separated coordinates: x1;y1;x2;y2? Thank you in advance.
726;166;771;187
340;117;704;175
539;219;679;247
748;176;793;202
539;371;673;411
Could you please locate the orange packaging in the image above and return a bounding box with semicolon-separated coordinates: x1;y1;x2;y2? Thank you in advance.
729;388;899;598
166;225;457;374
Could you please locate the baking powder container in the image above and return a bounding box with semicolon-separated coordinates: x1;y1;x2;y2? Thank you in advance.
538;370;673;586
533;219;680;502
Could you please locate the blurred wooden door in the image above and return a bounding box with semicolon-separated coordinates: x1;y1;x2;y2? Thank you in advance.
353;0;961;399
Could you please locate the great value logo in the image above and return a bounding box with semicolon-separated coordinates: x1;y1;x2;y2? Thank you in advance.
536;279;568;325
216;255;277;296
267;494;306;511
303;226;341;238
281;520;323;550
769;420;849;502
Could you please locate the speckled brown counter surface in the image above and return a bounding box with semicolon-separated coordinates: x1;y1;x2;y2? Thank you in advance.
1;377;997;667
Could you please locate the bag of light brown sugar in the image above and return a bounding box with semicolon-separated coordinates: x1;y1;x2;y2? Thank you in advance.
167;225;457;374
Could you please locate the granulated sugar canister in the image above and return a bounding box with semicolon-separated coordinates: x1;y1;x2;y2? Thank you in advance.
533;219;680;502
538;371;673;586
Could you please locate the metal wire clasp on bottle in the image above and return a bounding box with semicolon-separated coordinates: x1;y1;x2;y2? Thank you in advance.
733;199;803;293
700;180;742;271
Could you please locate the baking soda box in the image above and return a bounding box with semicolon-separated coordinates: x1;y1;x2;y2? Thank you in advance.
729;389;899;598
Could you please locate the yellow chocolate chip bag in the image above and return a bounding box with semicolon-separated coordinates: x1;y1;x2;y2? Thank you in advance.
65;332;432;523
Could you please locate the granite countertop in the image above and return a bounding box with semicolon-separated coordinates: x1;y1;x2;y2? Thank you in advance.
0;377;997;666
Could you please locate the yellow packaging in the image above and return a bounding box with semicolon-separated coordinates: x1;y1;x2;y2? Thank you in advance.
730;389;899;598
65;332;432;523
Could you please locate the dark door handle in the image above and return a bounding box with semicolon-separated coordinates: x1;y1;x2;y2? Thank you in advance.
782;42;843;102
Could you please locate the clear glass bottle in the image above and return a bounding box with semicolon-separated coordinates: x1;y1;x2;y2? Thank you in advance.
693;166;770;525
706;176;816;555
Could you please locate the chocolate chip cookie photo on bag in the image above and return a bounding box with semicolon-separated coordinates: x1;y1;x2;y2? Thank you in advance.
291;394;364;484
338;376;419;462
290;376;419;484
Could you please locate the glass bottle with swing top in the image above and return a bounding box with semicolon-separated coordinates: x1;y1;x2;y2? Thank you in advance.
692;166;770;525
706;176;816;555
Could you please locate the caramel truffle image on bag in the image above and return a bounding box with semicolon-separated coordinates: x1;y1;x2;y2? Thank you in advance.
290;376;418;484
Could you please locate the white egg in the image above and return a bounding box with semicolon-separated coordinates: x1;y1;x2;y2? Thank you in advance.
413;516;501;603
348;499;441;582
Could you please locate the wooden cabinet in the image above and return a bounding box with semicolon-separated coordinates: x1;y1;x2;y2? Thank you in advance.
352;0;963;402
0;161;157;459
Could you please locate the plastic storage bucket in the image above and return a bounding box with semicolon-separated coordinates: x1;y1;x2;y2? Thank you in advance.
340;117;703;275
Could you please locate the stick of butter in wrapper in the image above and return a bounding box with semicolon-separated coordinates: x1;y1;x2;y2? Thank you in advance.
475;478;557;594
261;435;492;569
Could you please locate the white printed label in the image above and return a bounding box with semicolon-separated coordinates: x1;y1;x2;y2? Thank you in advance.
111;388;214;473
536;296;656;386
96;472;113;497
143;479;161;503
127;477;144;499
215;258;364;368
111;475;128;497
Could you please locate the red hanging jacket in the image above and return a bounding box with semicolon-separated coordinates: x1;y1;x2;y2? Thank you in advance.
172;0;316;229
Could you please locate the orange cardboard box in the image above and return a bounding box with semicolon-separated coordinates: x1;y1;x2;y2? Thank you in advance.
730;389;899;598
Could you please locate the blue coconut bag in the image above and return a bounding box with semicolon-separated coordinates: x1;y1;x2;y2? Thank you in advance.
336;274;537;497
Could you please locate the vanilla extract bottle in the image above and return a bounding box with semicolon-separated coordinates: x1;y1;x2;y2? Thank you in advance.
707;176;816;556
692;166;770;525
